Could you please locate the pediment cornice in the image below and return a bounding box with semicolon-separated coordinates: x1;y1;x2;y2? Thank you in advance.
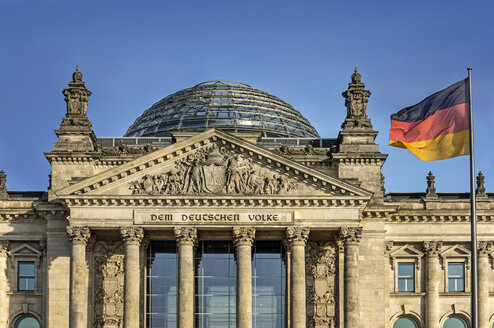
55;129;372;206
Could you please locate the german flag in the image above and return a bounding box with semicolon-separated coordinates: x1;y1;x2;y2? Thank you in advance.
389;79;470;161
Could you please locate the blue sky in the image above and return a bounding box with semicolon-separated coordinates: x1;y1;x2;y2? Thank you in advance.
0;0;493;193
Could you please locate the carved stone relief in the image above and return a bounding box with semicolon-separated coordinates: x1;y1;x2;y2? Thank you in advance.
129;143;299;195
92;241;125;328
306;241;337;328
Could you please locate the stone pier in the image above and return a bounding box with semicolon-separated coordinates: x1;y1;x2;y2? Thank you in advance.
175;227;197;328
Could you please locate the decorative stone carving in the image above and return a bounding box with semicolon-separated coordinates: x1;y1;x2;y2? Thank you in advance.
385;241;394;254
276;145;328;156
337;227;362;244
61;67;92;126
341;68;373;130
0;240;8;256
477;171;487;197
129;144;298;196
286;227;310;246
0;170;7;196
99;144;157;156
120;226;144;245
423;241;442;256
174;227;197;245
478;241;493;256
92;241;125;328
66;226;91;244
233;227;255;246
306;241;337;328
425;171;438;198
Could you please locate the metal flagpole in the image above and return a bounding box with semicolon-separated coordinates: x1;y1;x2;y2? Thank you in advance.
467;67;478;328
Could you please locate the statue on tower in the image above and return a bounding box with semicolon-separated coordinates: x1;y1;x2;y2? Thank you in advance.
61;67;92;126
341;68;373;130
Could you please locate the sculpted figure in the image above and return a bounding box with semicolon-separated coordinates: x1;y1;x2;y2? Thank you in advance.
142;175;154;194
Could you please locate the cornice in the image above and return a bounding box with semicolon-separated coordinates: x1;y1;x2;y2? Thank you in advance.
61;195;369;208
386;212;494;223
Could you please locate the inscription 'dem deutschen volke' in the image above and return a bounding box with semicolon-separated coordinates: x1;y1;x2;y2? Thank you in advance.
135;212;294;224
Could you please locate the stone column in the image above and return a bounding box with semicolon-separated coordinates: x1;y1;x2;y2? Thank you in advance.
286;227;310;328
478;241;492;328
66;226;91;328
338;227;362;328
423;241;442;328
121;226;144;328
233;227;255;328
174;227;197;328
0;241;9;328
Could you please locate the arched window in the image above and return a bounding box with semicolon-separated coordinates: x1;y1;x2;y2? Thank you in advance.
443;316;468;328
14;315;40;328
393;316;418;328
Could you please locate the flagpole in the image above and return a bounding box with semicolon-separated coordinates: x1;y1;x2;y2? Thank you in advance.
467;67;478;328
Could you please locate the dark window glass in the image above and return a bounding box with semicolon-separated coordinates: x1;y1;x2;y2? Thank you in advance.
15;315;40;328
18;261;35;291
448;263;465;292
252;241;286;328
397;263;415;292
195;241;236;328
147;241;178;328
393;317;418;328
443;316;468;328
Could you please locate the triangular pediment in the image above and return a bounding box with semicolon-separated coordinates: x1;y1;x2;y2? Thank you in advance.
390;245;424;258
56;129;371;204
440;244;471;258
9;243;42;257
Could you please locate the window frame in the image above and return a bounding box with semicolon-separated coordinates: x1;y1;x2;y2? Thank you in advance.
8;243;42;294
446;261;466;292
389;244;423;294
397;262;416;293
17;261;36;292
439;244;471;294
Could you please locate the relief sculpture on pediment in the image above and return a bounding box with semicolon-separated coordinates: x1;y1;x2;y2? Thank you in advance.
129;144;298;195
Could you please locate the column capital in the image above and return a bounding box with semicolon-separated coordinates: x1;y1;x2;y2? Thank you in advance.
478;241;493;256
338;227;362;244
423;241;442;256
120;226;144;245
174;227;197;245
286;227;310;246
233;227;255;247
0;240;9;256
66;226;91;245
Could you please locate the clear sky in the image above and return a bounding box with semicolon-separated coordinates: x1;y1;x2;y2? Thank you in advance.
0;0;493;193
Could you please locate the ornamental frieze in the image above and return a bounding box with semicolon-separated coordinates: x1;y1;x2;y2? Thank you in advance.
128;144;298;196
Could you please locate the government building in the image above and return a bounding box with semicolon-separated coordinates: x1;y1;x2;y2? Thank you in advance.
0;69;493;328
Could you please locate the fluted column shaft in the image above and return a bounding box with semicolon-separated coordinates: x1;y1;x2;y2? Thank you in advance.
424;241;442;328
478;241;492;328
286;227;309;328
339;227;362;328
233;227;255;328
174;227;197;328
67;226;91;328
121;226;144;328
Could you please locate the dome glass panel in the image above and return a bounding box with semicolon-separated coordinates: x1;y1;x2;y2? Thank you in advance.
125;80;319;138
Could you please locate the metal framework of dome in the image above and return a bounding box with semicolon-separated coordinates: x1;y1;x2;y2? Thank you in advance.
124;80;320;138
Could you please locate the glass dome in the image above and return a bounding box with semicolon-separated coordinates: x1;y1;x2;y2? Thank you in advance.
124;80;319;138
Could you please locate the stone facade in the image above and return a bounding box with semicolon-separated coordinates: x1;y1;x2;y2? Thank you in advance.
0;69;493;328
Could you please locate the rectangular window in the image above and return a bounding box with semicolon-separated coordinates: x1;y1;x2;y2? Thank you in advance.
252;241;286;328
448;262;465;292
397;262;415;292
147;241;177;328
18;261;35;291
